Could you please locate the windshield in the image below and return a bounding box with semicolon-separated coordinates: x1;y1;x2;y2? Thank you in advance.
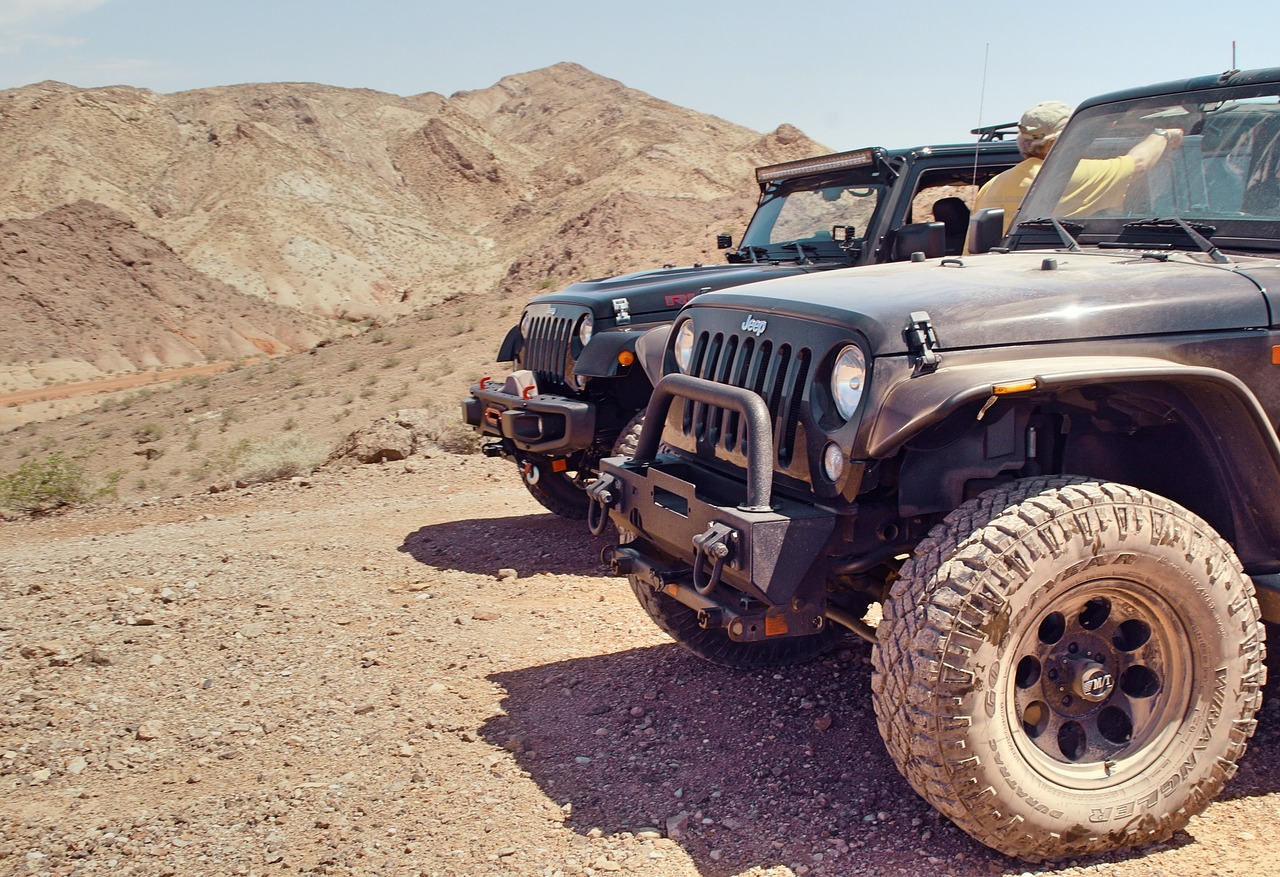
1016;84;1280;248
739;180;884;260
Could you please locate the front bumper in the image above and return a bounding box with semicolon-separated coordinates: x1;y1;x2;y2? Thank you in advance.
463;372;597;456
594;375;836;639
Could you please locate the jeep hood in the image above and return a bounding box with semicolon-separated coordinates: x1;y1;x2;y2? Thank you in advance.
696;251;1272;355
539;262;828;321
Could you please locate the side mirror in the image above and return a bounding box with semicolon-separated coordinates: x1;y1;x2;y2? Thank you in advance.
716;234;733;249
967;208;1006;254
893;222;946;261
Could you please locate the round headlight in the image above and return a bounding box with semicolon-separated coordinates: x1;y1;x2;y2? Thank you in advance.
673;320;696;373
831;344;866;420
520;310;534;338
577;313;594;346
822;442;846;482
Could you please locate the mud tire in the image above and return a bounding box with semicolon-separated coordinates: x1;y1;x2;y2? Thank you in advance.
872;477;1266;861
519;460;590;520
629;575;843;670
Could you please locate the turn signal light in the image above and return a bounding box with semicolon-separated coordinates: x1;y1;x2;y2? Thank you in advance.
618;350;636;367
993;379;1038;395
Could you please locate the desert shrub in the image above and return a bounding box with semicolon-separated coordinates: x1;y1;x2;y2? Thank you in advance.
0;451;116;514
231;434;328;485
133;422;164;443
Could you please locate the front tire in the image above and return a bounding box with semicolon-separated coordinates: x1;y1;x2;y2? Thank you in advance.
517;411;648;521
629;575;843;670
872;478;1265;861
518;458;590;520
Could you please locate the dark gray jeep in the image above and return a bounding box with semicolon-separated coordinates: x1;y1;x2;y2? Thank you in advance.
590;68;1280;860
462;135;1020;518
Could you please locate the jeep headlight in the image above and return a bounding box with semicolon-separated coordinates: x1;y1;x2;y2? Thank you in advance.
831;344;866;420
520;309;533;338
673;320;696;373
577;313;594;346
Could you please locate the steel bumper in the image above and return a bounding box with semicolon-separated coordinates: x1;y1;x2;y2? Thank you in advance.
594;374;835;611
463;380;597;456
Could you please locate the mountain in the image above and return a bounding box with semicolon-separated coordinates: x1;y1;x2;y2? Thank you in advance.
0;63;826;387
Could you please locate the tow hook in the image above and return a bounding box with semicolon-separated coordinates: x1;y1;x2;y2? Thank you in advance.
692;522;737;595
520;459;540;485
586;473;619;536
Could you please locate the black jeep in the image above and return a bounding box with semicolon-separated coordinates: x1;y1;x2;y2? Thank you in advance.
462;135;1021;518
591;68;1280;860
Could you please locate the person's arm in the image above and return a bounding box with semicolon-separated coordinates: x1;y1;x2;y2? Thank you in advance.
1128;127;1184;175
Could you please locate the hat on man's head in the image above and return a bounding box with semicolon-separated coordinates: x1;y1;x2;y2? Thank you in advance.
1019;101;1072;138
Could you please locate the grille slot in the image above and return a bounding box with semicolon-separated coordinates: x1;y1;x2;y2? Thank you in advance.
681;329;811;468
520;313;576;389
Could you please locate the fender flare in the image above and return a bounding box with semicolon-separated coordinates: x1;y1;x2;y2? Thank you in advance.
864;355;1280;572
496;324;522;362
575;329;647;378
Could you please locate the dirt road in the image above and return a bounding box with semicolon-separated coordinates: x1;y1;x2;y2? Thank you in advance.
0;362;248;409
2;453;1278;877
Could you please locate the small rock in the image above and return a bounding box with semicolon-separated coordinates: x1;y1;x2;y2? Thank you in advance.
136;721;161;741
496;568;518;581
813;714;833;732
666;811;690;840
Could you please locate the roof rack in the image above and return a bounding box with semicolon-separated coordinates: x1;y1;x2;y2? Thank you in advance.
971;122;1019;142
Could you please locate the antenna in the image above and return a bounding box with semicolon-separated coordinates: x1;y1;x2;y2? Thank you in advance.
1232;40;1237;70
969;43;991;195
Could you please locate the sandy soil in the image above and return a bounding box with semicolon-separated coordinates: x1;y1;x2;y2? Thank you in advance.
3;453;1280;877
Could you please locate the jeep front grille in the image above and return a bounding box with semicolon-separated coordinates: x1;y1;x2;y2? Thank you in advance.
681;329;812;468
519;312;576;390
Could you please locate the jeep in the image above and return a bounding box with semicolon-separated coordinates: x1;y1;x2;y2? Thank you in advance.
590;68;1280;860
462;134;1021;518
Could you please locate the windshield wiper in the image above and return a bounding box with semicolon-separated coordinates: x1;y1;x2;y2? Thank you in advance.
780;242;819;265
1120;218;1232;264
1015;218;1083;251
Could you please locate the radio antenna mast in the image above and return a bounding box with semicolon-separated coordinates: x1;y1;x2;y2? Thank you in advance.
969;43;991;192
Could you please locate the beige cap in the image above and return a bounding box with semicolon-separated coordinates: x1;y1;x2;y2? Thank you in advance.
1019;101;1072;138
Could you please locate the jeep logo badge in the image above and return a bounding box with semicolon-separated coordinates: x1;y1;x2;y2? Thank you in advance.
741;315;768;336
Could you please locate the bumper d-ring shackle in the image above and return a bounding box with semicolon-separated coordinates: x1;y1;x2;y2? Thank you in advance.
585;473;618;536
692;522;737;595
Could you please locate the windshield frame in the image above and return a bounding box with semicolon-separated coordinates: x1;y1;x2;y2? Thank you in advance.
737;171;890;262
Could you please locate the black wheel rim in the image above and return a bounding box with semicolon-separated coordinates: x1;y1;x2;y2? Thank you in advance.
1007;577;1193;789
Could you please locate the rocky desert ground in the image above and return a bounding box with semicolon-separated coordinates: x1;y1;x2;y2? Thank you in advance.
5;453;1280;877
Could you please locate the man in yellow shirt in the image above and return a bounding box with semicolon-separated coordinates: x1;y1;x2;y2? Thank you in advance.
973;101;1072;235
972;101;1183;238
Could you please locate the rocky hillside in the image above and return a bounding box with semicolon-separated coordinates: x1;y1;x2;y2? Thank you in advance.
0;201;327;385
0;63;825;383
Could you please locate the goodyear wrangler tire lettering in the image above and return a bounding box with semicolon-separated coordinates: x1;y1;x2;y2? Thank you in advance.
871;477;1266;862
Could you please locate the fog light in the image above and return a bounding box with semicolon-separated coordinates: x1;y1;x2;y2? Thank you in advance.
822;442;846;482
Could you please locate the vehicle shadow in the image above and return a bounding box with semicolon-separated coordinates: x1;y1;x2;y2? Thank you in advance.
482;638;1280;876
482;640;1008;875
397;512;611;577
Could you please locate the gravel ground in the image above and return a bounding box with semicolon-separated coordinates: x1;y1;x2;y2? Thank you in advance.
4;452;1280;877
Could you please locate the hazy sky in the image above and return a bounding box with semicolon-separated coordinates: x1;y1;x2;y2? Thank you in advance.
1;0;1276;151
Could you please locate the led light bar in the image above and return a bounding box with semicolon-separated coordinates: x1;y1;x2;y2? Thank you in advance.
756;148;876;183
